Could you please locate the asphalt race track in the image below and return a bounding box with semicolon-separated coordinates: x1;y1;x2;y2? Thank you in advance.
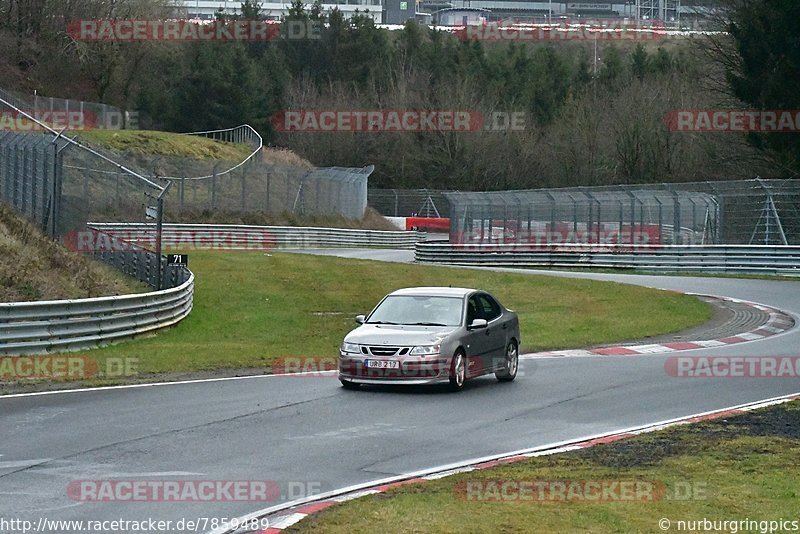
2;249;799;531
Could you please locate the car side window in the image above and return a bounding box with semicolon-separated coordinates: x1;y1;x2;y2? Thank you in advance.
477;294;502;321
467;296;480;324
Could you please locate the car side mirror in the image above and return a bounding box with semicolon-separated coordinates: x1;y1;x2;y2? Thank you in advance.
468;318;488;330
355;314;366;324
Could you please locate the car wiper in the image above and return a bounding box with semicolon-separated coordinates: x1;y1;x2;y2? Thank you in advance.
366;320;399;325
409;322;448;326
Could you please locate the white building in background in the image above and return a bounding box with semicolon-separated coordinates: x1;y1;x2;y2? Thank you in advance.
172;0;382;21
429;2;685;23
172;1;711;26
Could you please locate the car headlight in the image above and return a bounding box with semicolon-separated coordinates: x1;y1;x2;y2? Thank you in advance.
410;344;440;356
341;342;360;354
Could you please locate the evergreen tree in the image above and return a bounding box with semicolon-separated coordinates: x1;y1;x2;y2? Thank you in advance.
723;0;800;172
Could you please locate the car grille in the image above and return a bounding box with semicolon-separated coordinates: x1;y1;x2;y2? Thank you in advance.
368;346;400;356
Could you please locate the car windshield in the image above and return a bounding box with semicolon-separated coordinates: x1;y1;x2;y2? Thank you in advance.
367;295;463;327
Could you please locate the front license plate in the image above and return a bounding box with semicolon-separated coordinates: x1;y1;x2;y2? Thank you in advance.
366;360;399;369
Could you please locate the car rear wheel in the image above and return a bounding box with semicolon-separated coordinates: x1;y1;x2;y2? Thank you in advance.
496;340;518;382
340;379;360;390
449;350;466;392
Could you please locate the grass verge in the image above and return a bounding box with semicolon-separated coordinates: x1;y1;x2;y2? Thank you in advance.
0;203;147;302
77;129;254;160
0;251;710;390
288;401;800;534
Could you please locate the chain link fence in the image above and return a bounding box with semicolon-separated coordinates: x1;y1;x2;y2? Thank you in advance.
0;130;64;234
2;84;372;234
159;159;371;220
0;89;182;289
368;188;452;218
1;88;132;130
59;123;371;221
445;179;800;246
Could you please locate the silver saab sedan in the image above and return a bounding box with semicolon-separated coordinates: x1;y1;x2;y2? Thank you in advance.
338;287;520;391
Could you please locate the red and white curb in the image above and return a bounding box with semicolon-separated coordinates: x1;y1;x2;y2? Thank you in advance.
210;391;800;534
521;294;795;360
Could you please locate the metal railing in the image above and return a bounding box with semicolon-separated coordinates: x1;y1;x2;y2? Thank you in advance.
415;242;800;276
160;125;263;181
0;270;194;356
3;87;131;130
89;223;426;249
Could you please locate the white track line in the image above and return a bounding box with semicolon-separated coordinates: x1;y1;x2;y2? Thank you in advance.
0;370;337;399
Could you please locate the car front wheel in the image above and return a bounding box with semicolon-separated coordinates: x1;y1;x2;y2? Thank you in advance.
496;340;518;382
449;350;466;392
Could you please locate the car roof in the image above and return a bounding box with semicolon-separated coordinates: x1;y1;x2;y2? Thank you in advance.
389;287;478;298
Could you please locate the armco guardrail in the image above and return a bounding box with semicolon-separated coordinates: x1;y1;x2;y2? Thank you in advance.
0;271;193;356
88;223;426;249
415;242;800;276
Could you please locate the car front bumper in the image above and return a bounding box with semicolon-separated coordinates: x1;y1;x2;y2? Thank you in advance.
338;353;451;384
339;376;451;385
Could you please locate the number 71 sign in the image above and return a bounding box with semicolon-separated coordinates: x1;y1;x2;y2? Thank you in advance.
167;254;188;266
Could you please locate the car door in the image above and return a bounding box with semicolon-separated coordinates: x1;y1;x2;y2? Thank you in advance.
462;294;493;377
476;293;506;372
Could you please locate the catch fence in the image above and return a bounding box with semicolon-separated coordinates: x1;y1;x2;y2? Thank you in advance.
444;179;800;246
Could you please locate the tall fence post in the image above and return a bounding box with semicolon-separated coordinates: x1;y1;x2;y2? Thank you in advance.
241;164;247;211
179;176;185;212
49;138;69;238
211;165;218;210
154;181;171;290
21;139;30;217
155;195;164;290
30;141;39;219
265;168;271;213
115;167;121;208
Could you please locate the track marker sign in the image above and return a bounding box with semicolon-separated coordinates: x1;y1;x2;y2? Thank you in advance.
168;254;188;266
